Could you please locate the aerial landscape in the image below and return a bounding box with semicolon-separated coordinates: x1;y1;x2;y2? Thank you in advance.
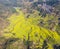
0;0;60;49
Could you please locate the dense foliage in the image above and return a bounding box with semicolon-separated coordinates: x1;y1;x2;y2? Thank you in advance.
3;8;60;49
0;0;60;49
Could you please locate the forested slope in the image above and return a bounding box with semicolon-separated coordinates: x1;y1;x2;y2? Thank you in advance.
0;0;60;49
2;8;60;49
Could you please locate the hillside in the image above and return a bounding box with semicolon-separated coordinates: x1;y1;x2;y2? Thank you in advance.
0;0;60;49
0;8;59;49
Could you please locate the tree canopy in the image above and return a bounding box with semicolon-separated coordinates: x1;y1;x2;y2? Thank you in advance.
3;8;60;49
